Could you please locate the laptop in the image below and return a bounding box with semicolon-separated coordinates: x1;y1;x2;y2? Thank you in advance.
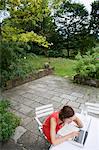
58;116;91;147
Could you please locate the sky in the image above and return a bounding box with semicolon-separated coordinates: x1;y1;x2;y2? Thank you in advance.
73;0;95;13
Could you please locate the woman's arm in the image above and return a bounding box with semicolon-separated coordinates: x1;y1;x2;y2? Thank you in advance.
73;116;83;128
50;118;79;145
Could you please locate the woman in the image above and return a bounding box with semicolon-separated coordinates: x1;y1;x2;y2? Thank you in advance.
42;105;83;145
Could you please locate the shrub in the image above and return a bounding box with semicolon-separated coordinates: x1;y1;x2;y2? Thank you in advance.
0;100;20;141
47;49;64;57
0;41;36;88
74;52;99;79
0;100;10;114
91;44;99;54
1;55;36;88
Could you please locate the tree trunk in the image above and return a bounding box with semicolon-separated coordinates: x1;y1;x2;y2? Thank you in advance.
67;49;70;58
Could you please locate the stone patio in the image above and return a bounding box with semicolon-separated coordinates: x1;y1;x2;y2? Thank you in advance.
1;75;99;150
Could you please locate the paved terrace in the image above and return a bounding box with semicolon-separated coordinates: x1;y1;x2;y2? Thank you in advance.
1;75;99;150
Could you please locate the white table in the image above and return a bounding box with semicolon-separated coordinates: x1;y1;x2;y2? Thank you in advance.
49;115;99;150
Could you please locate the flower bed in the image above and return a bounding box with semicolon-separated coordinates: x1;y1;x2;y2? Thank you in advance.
74;74;99;87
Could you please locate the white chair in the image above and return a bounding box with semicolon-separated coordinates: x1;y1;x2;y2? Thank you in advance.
81;102;99;116
85;102;99;115
35;104;54;135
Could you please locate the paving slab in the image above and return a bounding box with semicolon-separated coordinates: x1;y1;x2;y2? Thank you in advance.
67;101;80;108
60;94;77;101
71;92;84;98
19;104;33;115
51;96;64;102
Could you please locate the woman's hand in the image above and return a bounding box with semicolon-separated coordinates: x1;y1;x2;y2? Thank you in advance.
68;131;80;139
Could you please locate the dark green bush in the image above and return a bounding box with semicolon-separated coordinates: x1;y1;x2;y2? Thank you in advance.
74;52;99;79
1;55;36;88
0;100;10;114
0;100;20;141
0;41;35;88
47;49;64;57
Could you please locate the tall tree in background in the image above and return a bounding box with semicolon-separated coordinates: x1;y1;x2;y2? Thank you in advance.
54;1;91;57
90;0;99;40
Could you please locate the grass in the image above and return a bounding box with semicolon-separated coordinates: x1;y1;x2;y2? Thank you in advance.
25;55;77;77
50;58;77;77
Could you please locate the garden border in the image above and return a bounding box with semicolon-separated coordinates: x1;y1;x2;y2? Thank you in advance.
74;74;99;88
4;67;54;90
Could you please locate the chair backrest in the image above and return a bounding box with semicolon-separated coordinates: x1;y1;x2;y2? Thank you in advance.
85;102;99;115
35;104;54;133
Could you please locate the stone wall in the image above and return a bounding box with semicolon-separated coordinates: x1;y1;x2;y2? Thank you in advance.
74;74;99;88
4;67;54;90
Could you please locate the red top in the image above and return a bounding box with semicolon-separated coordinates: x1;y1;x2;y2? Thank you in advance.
42;111;62;143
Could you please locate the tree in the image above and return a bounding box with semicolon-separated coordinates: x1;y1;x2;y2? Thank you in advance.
0;0;50;47
72;33;95;55
90;0;99;40
54;1;90;57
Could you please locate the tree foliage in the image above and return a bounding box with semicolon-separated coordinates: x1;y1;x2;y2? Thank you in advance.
54;1;91;57
90;0;99;40
1;0;50;47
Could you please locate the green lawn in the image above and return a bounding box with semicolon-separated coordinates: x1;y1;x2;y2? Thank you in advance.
50;58;77;77
26;55;77;77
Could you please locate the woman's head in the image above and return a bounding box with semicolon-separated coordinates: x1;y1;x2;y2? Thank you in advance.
59;105;75;123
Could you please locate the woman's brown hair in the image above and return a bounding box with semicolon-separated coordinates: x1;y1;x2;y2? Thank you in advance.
59;105;75;121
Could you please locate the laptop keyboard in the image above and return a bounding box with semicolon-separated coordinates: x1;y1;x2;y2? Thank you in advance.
73;129;88;145
73;130;84;144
